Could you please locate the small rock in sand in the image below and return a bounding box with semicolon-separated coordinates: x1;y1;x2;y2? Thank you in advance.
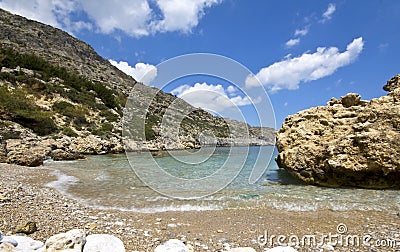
15;220;38;235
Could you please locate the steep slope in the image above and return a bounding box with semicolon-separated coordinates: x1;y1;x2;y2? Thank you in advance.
0;9;275;166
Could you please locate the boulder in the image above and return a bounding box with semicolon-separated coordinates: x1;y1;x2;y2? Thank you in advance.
5;139;50;167
154;239;189;252
83;234;125;252
49;149;84;161
71;136;105;154
45;229;86;252
276;75;400;188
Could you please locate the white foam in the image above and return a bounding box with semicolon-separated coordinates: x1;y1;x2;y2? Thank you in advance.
45;170;79;194
137;204;223;213
80;203;223;213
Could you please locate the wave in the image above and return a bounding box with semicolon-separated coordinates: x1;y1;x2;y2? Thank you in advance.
45;170;79;194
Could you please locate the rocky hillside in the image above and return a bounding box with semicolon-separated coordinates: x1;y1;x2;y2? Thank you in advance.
276;75;400;189
0;9;275;166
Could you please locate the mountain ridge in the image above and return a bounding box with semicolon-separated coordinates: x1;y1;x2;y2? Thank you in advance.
0;8;275;166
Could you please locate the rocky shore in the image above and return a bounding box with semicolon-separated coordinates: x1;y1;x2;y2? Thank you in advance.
276;74;400;189
1;163;399;251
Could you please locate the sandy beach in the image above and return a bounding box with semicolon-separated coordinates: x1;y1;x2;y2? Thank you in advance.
1;163;399;251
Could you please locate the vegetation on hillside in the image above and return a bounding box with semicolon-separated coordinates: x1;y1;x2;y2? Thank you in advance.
0;46;126;137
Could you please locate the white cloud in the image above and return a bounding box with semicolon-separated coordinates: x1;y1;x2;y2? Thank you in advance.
320;3;336;23
109;60;157;84
0;0;222;37
150;0;221;33
226;85;237;94
0;0;63;28
285;38;300;48
81;0;153;36
294;27;309;36
171;83;255;113
246;37;364;92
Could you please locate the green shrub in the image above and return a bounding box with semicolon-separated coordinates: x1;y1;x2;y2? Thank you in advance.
62;127;78;137
0;46;125;111
0;86;58;136
91;123;114;136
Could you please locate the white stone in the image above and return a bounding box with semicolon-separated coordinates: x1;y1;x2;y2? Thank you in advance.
1;237;18;247
45;229;86;252
3;236;44;251
265;246;298;252
83;234;125;252
154;239;189;252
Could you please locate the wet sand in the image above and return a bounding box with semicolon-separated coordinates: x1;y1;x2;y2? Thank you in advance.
1;163;399;251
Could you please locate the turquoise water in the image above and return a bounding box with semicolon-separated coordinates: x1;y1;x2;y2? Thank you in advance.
44;146;400;213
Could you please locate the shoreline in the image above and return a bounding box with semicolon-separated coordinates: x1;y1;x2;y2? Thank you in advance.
1;163;399;251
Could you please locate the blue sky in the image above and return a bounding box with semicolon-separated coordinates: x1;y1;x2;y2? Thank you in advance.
1;0;400;128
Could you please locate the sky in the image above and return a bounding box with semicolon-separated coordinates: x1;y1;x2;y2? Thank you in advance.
1;0;400;128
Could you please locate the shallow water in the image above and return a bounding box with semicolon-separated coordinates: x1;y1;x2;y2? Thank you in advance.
44;146;400;213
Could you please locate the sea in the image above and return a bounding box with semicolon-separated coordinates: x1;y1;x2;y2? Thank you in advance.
43;146;400;213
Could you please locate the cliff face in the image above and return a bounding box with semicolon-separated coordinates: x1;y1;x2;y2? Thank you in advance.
0;9;275;166
276;75;400;189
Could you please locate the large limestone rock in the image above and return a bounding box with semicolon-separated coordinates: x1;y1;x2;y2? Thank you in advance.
276;75;400;188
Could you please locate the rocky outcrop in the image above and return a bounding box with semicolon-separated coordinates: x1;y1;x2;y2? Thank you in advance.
276;74;400;189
